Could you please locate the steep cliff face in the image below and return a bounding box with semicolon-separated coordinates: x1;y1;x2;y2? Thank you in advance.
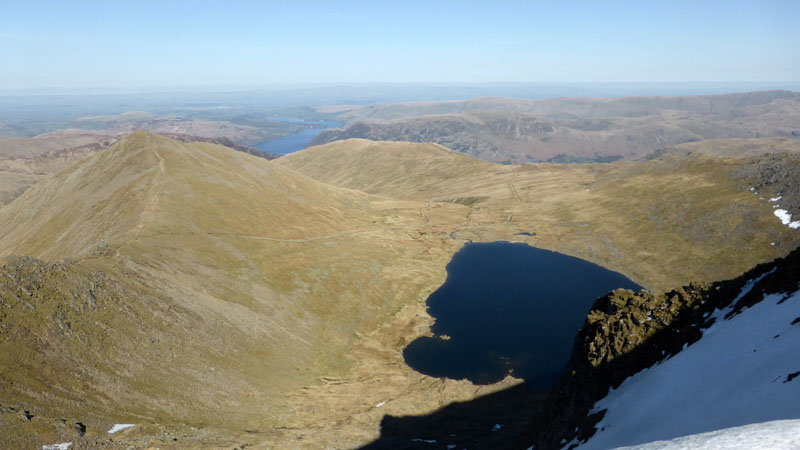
521;245;800;449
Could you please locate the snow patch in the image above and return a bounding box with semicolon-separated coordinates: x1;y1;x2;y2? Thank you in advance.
612;419;800;449
770;196;783;202
774;209;800;229
375;401;386;408
410;438;437;444
775;209;791;223
108;423;135;434
576;288;800;449
493;423;504;431
42;444;72;450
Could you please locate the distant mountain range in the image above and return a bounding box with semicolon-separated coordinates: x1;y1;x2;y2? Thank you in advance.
311;90;800;163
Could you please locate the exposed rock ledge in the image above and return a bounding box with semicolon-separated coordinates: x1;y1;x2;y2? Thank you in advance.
520;245;800;449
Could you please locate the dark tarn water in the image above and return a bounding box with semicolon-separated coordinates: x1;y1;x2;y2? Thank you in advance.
254;118;341;155
403;241;640;389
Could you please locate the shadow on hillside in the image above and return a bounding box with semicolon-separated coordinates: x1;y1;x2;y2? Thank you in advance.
358;382;547;450
359;313;710;450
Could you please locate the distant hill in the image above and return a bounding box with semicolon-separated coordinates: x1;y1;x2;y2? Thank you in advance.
312;91;800;163
329;90;800;121
0;131;275;206
68;113;285;146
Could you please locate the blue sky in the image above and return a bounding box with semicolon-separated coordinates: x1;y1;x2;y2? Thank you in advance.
1;0;798;89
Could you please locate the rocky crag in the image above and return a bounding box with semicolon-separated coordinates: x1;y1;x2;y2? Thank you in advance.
521;245;800;449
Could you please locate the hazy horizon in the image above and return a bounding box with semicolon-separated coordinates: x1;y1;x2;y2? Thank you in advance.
2;0;798;91
2;81;800;97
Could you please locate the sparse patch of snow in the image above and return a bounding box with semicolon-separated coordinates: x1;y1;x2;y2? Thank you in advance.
770;196;783;202
612;419;800;449
108;423;135;434
375;401;386;408
774;209;800;229
42;444;72;450
774;209;792;225
410;438;437;444
577;288;800;449
447;445;457;449
493;423;504;431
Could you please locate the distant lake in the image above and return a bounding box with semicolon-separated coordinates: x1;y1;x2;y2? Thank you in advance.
403;241;641;389
254;118;341;155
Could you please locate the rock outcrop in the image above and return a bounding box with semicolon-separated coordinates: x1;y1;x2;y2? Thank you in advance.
520;245;800;449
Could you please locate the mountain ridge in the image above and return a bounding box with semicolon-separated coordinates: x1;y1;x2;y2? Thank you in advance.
312;90;800;163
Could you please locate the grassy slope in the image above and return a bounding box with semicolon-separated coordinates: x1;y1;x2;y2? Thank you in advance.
0;132;110;158
649;137;800;159
0;132;120;207
280;139;798;291
0;131;464;448
1;132;796;448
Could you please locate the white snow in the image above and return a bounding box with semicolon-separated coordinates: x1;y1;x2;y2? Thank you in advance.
774;209;792;224
770;196;783;202
107;423;135;434
574;287;800;450
613;419;800;449
375;401;386;408
774;209;800;229
42;444;72;450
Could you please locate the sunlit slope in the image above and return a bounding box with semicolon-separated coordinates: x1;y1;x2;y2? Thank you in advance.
0;130;376;259
0;131;452;442
279;138;497;198
0;132;163;259
280;139;798;291
648;137;800;159
0;131;110;158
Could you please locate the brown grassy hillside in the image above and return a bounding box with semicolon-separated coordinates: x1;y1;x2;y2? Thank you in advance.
1;132;796;448
0;131;467;448
280;139;798;291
